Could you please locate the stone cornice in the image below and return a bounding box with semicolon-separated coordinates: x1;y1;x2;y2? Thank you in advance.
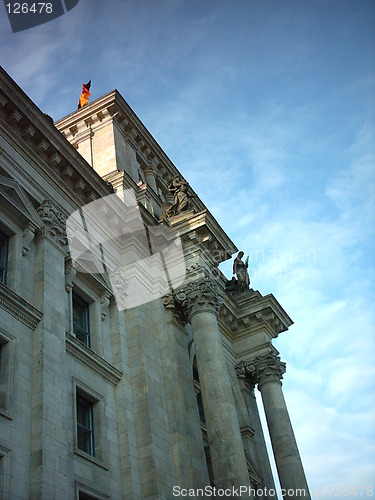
66;333;123;386
169;209;237;265
0;284;43;330
175;276;224;320
236;352;286;388
220;289;293;339
0;67;112;206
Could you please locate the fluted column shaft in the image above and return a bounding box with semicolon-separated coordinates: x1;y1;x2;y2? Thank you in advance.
144;166;157;192
176;278;251;494
239;354;310;500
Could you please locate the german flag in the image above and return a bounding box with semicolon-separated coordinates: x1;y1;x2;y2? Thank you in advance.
78;80;91;109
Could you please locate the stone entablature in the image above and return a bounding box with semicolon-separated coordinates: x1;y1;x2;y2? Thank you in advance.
168;209;238;267
221;291;293;338
218;288;294;362
0;67;112;208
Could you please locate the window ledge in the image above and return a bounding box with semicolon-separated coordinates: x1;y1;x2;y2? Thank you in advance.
0;283;43;329
66;333;123;386
74;447;108;470
0;407;12;420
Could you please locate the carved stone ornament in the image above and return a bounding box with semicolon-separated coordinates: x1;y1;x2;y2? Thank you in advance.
65;258;77;293
235;352;286;388
174;276;224;320
100;292;112;321
162;293;176;310
22;224;36;256
236;373;256;393
162;292;186;324
37;199;67;246
108;267;128;309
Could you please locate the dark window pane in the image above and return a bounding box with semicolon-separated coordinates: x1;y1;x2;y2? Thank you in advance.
196;391;205;423
76;395;95;456
72;292;90;347
79;493;98;500
0;231;9;285
193;360;206;422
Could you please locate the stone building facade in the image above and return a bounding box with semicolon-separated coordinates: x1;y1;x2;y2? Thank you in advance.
0;66;309;499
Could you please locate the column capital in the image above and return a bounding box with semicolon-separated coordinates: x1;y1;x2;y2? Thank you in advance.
36;199;67;248
236;352;286;388
174;276;224;320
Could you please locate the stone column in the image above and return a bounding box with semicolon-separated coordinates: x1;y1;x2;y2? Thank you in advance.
236;377;276;492
240;353;310;499
176;277;252;494
144;166;157;192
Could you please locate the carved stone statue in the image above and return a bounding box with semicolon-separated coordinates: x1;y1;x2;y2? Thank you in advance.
225;277;238;292
162;175;192;219
233;251;250;292
168;175;190;214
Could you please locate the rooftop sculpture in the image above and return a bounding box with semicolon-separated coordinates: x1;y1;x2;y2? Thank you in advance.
161;175;195;221
228;250;250;293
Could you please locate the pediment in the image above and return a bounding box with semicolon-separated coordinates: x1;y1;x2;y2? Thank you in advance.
0;175;43;230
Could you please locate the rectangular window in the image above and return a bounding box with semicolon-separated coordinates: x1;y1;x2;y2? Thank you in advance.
73;380;106;467
0;231;8;285
76;394;95;456
0;331;14;417
0;445;11;499
73;292;90;347
76;485;108;500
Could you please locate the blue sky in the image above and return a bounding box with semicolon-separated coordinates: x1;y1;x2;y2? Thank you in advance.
1;0;374;496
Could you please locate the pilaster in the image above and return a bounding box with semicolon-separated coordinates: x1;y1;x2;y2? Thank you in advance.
30;200;69;499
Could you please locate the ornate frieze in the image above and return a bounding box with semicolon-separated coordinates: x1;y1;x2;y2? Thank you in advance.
174;276;224;320
37;199;67;247
236;352;286;388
